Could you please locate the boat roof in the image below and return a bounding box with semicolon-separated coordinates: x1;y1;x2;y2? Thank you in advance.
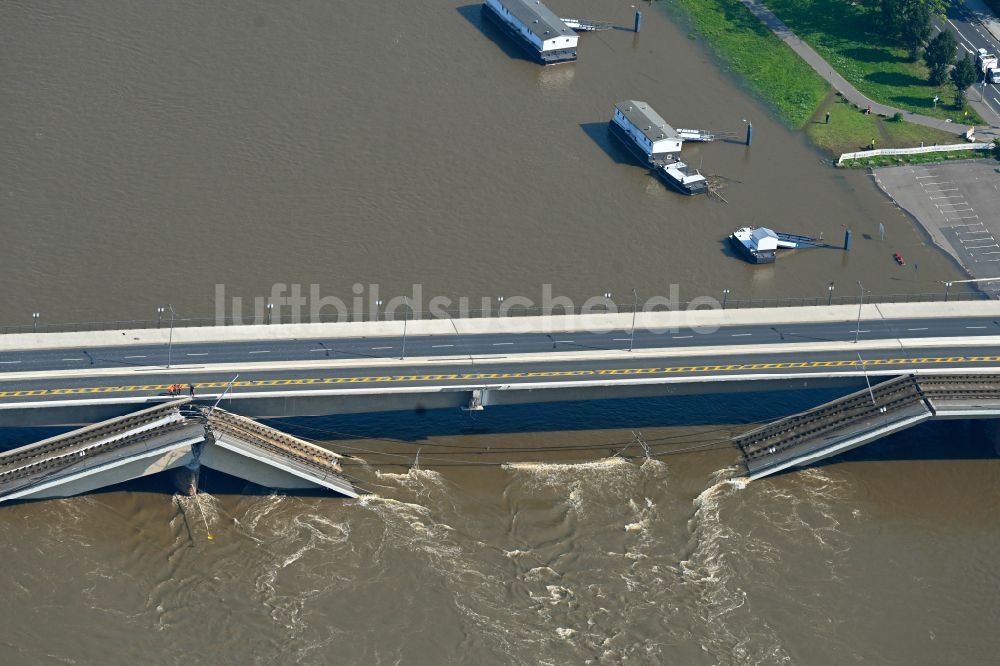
615;100;681;143
498;0;576;42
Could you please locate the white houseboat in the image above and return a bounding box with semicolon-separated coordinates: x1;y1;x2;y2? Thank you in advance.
482;0;579;64
729;227;778;264
609;100;683;167
728;227;828;263
609;100;707;195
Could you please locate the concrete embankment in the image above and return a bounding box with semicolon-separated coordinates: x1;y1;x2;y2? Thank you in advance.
2;302;998;353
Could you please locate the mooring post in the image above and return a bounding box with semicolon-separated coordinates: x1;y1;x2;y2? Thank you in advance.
745;121;752;146
634;11;642;33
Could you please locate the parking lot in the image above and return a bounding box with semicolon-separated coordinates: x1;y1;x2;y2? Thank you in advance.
874;159;1000;291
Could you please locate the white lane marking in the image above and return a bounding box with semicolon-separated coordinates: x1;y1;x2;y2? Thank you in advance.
310;348;327;352
493;342;514;346
851;329;871;333
948;18;977;48
966;325;988;329
123;355;147;359
0;361;22;364
613;338;630;341
929;194;964;199
978;251;1000;255
187;352;208;356
248;350;271;354
730;333;753;337
371;346;392;350
431;344;454;348
555;340;574;343
925;187;960;193
914;175;939;179
948;215;981;220
62;357;84;361
907;327;928;331
920;181;954;186
964;244;999;250
672;335;694;339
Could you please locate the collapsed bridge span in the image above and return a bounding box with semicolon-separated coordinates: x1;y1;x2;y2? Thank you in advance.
734;373;1000;480
0;399;356;503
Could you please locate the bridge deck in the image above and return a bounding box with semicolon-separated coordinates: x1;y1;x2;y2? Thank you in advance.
206;410;355;496
734;373;1000;479
0;401;355;502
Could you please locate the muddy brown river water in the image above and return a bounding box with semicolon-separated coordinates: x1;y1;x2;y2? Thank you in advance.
1;1;997;664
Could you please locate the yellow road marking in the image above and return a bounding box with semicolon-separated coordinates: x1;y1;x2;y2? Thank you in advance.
3;355;1000;399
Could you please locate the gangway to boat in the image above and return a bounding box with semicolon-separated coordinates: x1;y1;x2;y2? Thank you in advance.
676;128;718;142
774;231;831;249
560;17;614;31
677;128;743;142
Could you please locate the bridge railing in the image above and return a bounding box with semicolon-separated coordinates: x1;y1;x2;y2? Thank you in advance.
0;290;992;335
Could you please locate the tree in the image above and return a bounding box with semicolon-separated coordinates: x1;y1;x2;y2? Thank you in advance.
924;29;957;85
951;53;976;108
899;1;932;60
870;0;948;45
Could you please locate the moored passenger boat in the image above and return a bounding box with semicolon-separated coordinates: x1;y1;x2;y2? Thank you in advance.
657;161;708;196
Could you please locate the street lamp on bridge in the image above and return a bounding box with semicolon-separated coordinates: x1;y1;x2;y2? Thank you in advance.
164;304;176;369
854;281;865;344
629;288;638;352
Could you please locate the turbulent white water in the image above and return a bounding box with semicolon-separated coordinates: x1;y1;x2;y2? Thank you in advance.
0;429;999;665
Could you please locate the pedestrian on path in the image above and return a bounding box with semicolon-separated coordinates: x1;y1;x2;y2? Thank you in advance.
188;383;196;397
825;111;830;124
870;137;876;149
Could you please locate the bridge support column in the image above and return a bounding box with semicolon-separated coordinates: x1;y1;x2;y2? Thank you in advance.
172;462;200;496
463;389;487;412
172;440;203;495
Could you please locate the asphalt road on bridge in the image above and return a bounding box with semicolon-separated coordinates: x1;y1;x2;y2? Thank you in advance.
2;315;1000;373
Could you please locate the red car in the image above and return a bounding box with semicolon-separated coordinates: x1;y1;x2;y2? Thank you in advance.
893;252;905;266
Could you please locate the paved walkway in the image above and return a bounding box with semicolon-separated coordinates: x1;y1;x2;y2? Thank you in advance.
738;0;1000;140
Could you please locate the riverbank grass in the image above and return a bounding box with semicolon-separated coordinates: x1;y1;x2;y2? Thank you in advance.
668;0;829;127
765;0;984;124
808;96;970;156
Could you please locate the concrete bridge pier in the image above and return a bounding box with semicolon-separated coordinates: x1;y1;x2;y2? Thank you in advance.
172;441;203;496
172;462;200;496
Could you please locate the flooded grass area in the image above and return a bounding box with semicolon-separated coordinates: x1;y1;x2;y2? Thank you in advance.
808;95;971;157
665;0;830;127
766;0;984;124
